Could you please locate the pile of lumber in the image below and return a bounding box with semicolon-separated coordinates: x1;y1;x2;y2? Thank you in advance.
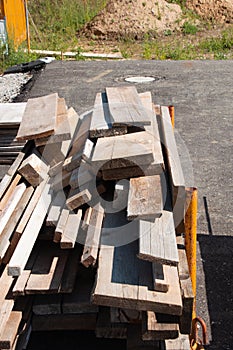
0;87;194;350
0;104;27;178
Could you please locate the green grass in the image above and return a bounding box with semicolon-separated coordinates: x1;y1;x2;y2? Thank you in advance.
28;0;107;50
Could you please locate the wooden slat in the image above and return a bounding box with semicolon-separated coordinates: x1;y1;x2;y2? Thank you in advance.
127;175;162;221
25;242;68;294
69;167;94;190
32;313;97;331
92;131;155;170
63;138;94;172
102;162;162;180
16;93;58;140
142;311;179;340
8;181;52;276
95;306;127;339
0;186;34;261
53;207;69;243
176;235;194;334
18;152;48;187
0;173;22;212
81;202;104;267
66;188;92;211
60;210;82;249
165;333;191;349
92;237;182;315
50;169;71;192
106;86;151;127
46;190;66;227
62;264;98;314
160;106;185;233
0;311;22;349
33;294;62;315
152;262;169;293
89;92;127;138
127;325;160;350
113;180;129;211
138;209;179;266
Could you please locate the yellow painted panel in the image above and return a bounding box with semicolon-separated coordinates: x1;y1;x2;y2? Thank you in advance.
3;0;27;46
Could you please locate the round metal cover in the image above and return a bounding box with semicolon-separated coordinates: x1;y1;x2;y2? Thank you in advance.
125;76;155;83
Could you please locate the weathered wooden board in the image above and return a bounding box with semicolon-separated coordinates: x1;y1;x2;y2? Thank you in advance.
106;86;151;127
127;175;162;221
0;102;26;125
8;181;52;276
81;202;104;267
16;93;58;140
160;106;185;233
95;306;127;339
53;207;69;243
165;333;191;350
32;313;97;332
63;138;94;172
62;264;98;314
0;311;22;349
92;238;182;315
142;311;179;340
60;210;82;249
33;294;62;315
66;188;92;211
50;169;71;192
138;209;179;266
113;180;129;211
25;242;68;294
127;325;161;350
92;131;154;170
18;152;49;187
152;262;169;293
90;92;127;138
46;190;66;227
0;186;34;261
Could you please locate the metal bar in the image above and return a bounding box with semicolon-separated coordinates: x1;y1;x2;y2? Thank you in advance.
185;187;197;318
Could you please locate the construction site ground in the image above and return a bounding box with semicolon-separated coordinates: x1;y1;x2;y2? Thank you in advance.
13;60;233;350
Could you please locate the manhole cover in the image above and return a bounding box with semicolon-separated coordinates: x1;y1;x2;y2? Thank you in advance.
125;76;155;83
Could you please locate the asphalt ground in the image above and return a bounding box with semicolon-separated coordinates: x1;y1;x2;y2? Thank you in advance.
19;60;232;350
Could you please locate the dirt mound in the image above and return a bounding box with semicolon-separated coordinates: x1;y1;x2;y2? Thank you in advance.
79;0;182;39
186;0;233;23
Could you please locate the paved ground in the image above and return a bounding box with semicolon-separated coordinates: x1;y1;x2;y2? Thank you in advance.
21;60;232;349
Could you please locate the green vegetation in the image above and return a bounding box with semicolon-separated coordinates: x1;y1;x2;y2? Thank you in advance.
28;0;107;50
182;21;198;35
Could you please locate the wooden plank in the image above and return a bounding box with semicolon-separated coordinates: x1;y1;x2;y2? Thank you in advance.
152;262;169;293
53;207;69;243
66;188;92;211
138;210;179;266
165;333;190;349
0;173;22;212
92;236;182;315
8;181;52;276
16;93;58;140
142;311;179;340
81;202;104;267
62;263;98;314
0;186;34;261
82;206;93;230
127;175;162;221
0;311;22;349
106;86;151;127
60;210;82;249
0;300;15;346
25;242;68;294
32;313;97;331
95;306;127;339
50;169;71;192
0;267;14;303
176;236;194;334
69;167;94;190
113;180;129;211
12;242;40;296
63;138;94;172
0;102;26;125
102;162;162;180
127;325;160;350
92;131;155;170
48;161;63;177
89;92;127;138
18;152;48;187
59;244;83;293
160;106;185;233
46;190;66;226
33;294;62;315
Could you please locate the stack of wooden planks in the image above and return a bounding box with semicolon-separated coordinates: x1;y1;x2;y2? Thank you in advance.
0;103;27;179
0;87;193;350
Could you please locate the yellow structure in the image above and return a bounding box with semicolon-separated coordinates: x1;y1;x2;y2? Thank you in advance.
0;0;27;48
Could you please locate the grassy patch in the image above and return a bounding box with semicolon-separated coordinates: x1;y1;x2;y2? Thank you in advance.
28;0;107;50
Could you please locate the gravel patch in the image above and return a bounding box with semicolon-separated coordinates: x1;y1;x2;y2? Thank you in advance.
0;73;32;103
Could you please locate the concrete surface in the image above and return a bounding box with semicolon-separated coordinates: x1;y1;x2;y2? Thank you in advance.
21;60;232;350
